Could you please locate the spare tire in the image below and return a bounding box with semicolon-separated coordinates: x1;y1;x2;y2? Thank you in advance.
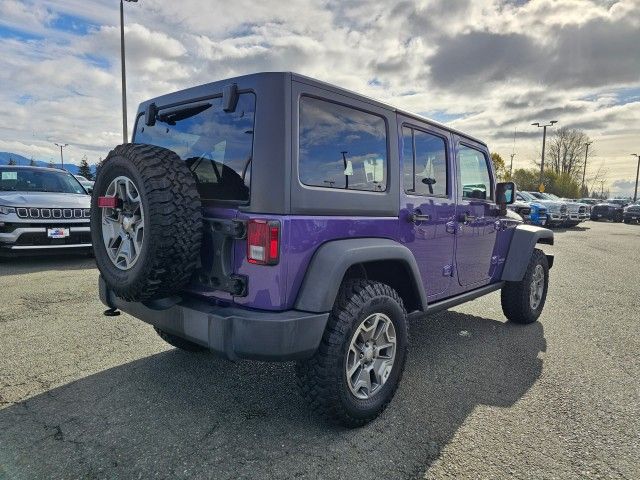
91;144;202;302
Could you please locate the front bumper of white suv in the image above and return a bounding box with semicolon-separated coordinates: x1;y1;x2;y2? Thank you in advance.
0;206;92;252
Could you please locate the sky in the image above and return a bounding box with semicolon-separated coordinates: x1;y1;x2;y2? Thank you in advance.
0;0;639;195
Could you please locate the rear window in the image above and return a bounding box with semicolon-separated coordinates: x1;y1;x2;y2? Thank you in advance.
134;93;255;202
298;96;387;192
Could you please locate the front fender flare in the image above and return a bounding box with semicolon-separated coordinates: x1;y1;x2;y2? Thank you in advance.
294;238;427;313
501;225;554;282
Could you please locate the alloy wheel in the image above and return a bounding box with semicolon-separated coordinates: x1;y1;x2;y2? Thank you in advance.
529;264;545;310
101;176;144;270
345;313;397;400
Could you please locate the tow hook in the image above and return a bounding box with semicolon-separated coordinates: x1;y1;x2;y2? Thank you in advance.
103;307;121;317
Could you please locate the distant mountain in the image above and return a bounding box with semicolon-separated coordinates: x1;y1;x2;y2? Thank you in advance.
0;151;95;176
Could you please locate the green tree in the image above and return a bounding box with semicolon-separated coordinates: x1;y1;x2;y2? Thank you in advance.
8;157;16;166
511;168;540;191
78;155;93;180
510;168;581;198
490;152;507;180
94;156;104;178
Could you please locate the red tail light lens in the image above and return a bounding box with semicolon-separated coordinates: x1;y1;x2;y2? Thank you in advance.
97;196;120;208
247;219;280;265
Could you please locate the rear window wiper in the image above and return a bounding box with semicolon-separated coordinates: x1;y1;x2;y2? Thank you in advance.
155;102;212;126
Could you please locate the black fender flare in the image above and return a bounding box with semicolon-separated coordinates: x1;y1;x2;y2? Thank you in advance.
501;225;554;282
294;238;428;313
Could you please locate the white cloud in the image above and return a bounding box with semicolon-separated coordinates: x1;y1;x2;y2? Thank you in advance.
0;0;638;195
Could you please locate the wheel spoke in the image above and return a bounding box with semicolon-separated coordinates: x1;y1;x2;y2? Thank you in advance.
353;368;372;395
347;359;361;379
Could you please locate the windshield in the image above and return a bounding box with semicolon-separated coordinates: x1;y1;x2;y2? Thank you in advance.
518;191;536;202
0;168;86;194
134;93;256;203
544;193;560;200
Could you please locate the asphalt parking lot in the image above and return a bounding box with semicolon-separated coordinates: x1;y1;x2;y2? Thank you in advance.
0;221;638;480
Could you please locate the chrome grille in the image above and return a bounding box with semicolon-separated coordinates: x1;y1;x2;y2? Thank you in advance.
15;207;90;219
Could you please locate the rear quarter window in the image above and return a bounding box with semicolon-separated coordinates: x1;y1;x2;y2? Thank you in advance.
298;96;387;192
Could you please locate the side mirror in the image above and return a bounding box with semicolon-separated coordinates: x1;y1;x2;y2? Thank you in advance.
496;182;516;206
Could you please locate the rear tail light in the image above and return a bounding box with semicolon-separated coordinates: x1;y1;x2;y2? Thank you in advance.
247;219;280;265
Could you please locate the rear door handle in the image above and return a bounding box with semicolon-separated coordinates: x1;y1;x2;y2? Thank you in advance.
409;210;431;223
457;212;476;224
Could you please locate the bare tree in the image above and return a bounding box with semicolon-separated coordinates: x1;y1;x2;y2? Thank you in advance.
547;127;593;180
587;163;608;198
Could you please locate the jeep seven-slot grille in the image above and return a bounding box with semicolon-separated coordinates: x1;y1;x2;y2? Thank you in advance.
16;207;91;219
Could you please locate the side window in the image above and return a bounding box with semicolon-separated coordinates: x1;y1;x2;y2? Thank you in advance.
458;145;493;200
299;96;387;191
402;126;448;196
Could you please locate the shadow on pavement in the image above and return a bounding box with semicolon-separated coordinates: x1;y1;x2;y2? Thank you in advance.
0;311;546;479
551;225;590;233
0;253;95;277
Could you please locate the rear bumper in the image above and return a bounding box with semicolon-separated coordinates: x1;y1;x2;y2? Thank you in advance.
99;276;329;361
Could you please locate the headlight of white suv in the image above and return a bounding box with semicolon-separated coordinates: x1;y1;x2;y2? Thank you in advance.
0;206;16;215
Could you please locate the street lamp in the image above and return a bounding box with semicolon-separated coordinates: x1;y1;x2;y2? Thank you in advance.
581;141;593;194
54;143;68;169
120;0;139;144
341;151;349;189
632;154;640;202
532;120;558;191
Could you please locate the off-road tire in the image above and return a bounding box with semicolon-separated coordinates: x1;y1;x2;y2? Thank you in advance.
91;144;202;302
501;248;549;324
295;280;408;428
154;327;207;352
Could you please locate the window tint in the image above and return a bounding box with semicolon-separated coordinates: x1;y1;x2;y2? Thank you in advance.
134;93;255;202
299;97;387;191
458;145;492;200
402;126;448;196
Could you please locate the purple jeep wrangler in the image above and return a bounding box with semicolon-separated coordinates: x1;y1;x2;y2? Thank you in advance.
92;72;554;427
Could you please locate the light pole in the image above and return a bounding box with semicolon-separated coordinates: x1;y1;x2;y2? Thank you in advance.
120;0;138;144
532;120;557;191
509;153;516;176
54;143;68;169
632;154;640;202
581;141;593;194
341;151;349;189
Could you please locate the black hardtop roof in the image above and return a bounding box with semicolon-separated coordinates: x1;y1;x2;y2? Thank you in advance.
141;71;487;147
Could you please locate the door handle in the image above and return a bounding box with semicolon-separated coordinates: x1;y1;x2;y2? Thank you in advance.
457;212;476;224
409;212;431;223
